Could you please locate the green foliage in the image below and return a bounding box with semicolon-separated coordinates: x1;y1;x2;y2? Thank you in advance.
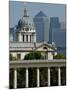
17;69;25;88
24;51;44;60
53;54;65;59
9;69;14;89
29;68;37;87
9;54;17;61
50;67;58;86
40;68;48;86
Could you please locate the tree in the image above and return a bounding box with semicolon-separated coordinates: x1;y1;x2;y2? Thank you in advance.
53;54;65;59
24;52;47;87
9;54;17;61
24;51;44;60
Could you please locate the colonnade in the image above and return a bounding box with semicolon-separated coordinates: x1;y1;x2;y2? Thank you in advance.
18;32;36;42
13;67;61;89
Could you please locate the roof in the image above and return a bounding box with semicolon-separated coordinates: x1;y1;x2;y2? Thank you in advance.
9;42;57;52
34;11;47;18
17;16;35;31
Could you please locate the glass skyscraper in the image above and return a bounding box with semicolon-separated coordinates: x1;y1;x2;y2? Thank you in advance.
49;17;60;43
49;17;66;55
34;11;49;42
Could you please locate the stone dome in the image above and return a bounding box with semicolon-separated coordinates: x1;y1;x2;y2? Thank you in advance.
17;16;35;30
16;3;35;31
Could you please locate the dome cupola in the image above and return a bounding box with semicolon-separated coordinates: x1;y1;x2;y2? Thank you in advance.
16;2;36;43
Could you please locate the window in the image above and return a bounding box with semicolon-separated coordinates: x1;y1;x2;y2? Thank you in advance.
23;28;24;30
23;35;24;42
17;54;21;60
43;47;47;49
26;27;29;31
26;35;28;42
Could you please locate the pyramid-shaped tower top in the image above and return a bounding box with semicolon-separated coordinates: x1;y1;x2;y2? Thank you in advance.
35;10;47;17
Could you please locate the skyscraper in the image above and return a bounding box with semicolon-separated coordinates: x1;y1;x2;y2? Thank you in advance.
49;17;66;55
49;17;60;44
34;11;49;42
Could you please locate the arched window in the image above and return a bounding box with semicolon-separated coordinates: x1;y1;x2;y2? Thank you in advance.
43;47;47;49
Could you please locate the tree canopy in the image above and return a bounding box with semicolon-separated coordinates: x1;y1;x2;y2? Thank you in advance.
24;51;45;60
53;54;66;59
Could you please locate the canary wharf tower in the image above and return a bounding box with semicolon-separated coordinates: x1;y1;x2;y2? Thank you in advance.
10;3;36;43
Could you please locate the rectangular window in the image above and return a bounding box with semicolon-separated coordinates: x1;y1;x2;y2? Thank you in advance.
26;35;28;42
23;35;24;42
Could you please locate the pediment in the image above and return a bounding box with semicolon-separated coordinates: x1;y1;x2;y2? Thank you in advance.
36;43;55;52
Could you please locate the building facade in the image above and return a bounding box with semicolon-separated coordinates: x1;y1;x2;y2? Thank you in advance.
49;17;60;43
49;17;66;55
34;11;49;43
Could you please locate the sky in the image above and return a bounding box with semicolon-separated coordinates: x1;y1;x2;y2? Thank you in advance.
9;1;66;27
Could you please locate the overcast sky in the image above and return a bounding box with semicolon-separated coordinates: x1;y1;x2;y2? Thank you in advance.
9;1;66;27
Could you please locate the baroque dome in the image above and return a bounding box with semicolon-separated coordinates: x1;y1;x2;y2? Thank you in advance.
17;4;35;31
17;16;35;30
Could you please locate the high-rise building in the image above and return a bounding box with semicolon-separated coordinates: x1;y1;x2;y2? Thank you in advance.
49;17;60;44
34;11;49;42
60;22;66;30
49;17;66;55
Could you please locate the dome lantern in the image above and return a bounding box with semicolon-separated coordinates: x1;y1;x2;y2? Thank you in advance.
24;2;28;17
16;2;36;43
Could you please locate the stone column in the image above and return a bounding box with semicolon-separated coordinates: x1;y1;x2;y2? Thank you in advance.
58;67;61;86
26;68;28;88
14;68;17;89
46;51;53;60
10;33;13;41
19;32;22;42
37;67;40;87
34;33;36;42
48;67;50;86
32;34;34;42
28;35;30;42
24;35;26;42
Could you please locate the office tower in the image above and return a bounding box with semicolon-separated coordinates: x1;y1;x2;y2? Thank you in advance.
49;17;66;55
34;11;49;42
49;17;60;44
